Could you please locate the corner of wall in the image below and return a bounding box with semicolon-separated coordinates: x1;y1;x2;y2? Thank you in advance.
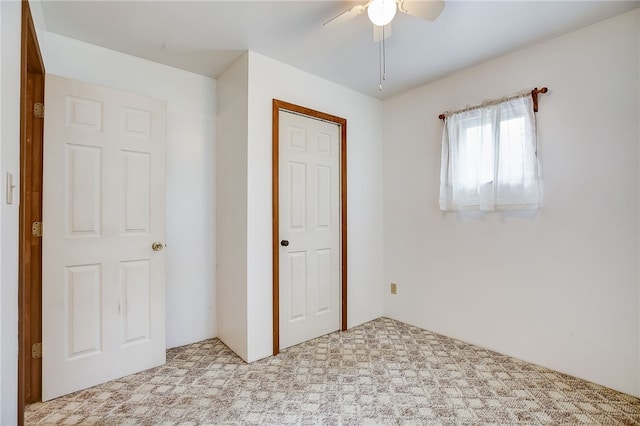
215;51;250;361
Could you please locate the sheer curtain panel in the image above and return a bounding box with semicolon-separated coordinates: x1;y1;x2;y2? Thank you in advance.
439;95;540;211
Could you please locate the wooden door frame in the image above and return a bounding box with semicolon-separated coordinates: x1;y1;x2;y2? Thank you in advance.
19;0;45;423
271;99;347;355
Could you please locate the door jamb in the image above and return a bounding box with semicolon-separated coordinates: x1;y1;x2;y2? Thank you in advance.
19;0;45;423
272;99;347;356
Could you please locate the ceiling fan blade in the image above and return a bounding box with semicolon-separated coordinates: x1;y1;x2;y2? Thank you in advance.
373;23;393;42
323;4;366;27
398;0;445;22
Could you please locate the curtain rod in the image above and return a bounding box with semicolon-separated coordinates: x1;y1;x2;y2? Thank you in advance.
438;87;548;120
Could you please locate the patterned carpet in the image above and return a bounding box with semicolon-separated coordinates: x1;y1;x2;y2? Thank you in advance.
26;317;640;425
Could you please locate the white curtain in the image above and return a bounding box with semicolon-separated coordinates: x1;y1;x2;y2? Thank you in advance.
439;94;540;211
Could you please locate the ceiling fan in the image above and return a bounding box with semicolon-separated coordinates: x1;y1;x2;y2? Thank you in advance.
325;0;446;91
324;0;446;32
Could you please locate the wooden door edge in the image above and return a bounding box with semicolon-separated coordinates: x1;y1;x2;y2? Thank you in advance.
271;99;348;356
272;101;280;355
19;0;45;423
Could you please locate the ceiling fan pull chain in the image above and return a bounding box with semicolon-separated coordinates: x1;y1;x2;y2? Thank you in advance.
379;25;387;91
379;27;383;91
382;25;387;81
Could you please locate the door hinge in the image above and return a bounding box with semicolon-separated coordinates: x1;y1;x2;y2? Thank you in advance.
32;221;42;237
34;102;44;118
32;342;42;359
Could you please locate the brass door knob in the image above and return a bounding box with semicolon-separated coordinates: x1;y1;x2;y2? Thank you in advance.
152;242;164;251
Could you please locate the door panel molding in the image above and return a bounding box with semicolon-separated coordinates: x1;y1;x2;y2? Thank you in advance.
272;99;347;355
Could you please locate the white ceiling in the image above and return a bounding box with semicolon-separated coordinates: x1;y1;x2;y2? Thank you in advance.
35;0;639;99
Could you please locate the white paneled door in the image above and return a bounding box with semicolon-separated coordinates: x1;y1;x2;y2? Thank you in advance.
279;111;341;349
42;75;167;400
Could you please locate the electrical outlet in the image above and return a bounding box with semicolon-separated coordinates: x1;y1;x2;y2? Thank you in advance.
390;282;397;295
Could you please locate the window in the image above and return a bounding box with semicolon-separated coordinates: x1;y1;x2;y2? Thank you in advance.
439;95;540;211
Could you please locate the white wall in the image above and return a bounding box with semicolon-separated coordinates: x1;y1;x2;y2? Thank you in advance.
37;32;217;349
383;10;640;397
216;51;385;362
216;53;249;360
0;2;21;424
244;51;385;361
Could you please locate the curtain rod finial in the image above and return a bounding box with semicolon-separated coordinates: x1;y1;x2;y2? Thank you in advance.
532;87;548;112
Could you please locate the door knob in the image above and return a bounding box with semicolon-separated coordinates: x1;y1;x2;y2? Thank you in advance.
152;242;164;251
280;240;289;247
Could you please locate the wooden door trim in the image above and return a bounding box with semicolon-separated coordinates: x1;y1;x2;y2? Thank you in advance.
272;99;347;356
19;0;45;423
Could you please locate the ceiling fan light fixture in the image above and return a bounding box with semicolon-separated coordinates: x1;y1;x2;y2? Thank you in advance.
367;0;397;26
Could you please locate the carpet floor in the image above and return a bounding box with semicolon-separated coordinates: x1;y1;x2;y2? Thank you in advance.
25;317;640;425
